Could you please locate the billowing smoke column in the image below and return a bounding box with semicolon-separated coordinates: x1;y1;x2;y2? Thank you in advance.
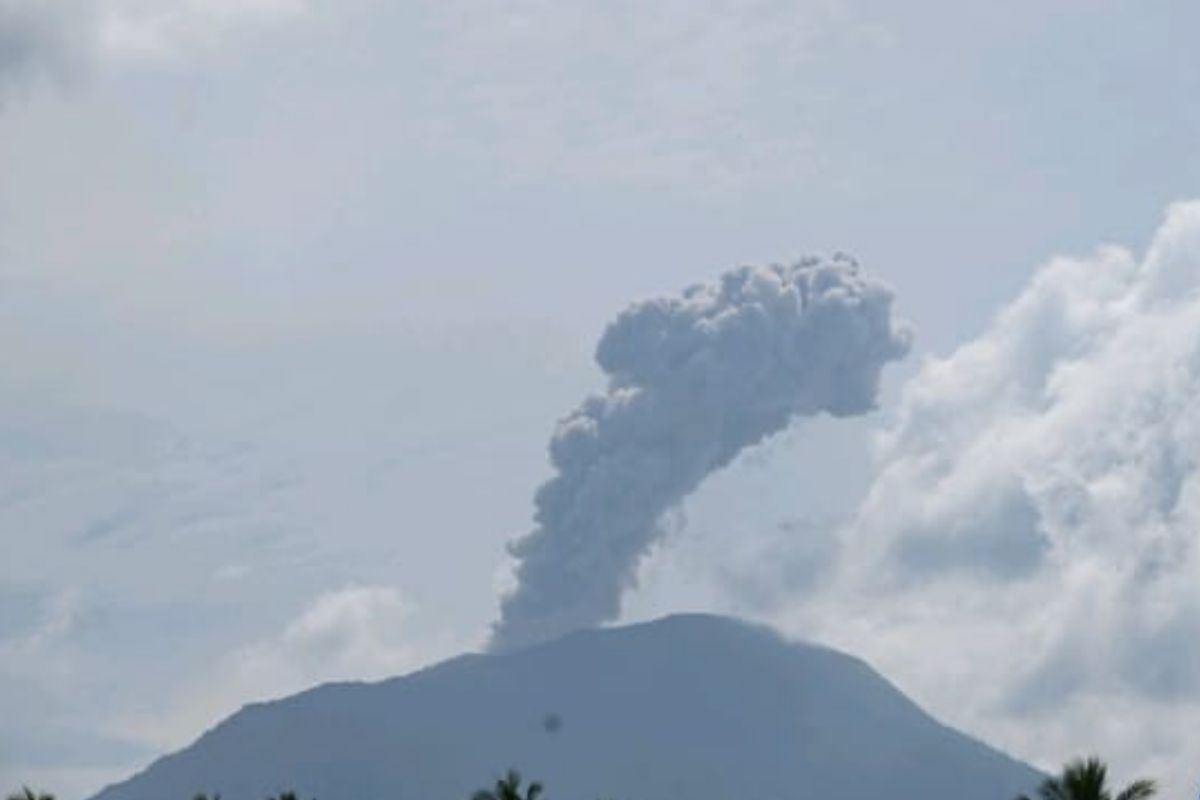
490;255;911;652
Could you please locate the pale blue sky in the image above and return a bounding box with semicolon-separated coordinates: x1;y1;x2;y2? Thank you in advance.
2;1;1200;797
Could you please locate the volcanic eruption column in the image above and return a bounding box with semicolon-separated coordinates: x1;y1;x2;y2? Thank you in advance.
491;256;910;652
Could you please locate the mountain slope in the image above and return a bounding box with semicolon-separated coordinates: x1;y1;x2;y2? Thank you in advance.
92;614;1041;800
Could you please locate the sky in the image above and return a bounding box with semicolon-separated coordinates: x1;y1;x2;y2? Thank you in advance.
2;0;1200;797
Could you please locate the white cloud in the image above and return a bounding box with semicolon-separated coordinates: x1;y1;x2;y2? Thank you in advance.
0;582;455;794
777;201;1200;795
112;585;464;754
234;585;420;689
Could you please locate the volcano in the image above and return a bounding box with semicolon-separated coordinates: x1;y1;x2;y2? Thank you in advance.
92;614;1040;800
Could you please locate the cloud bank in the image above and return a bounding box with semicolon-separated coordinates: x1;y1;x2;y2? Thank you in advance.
492;256;911;651
815;201;1200;790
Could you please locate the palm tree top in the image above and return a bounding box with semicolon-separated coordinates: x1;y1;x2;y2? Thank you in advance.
6;788;55;800
1018;756;1156;800
472;768;544;800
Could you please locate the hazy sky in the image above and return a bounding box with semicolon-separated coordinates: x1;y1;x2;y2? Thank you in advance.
3;1;1200;797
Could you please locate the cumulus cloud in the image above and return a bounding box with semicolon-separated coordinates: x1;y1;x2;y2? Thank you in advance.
111;585;461;755
232;585;420;690
492;256;910;651
813;201;1200;793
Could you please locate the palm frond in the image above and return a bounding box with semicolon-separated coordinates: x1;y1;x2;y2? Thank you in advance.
1115;780;1156;800
7;787;52;800
1019;756;1157;800
1037;776;1071;800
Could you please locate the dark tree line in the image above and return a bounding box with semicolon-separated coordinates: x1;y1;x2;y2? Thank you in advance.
5;755;1160;800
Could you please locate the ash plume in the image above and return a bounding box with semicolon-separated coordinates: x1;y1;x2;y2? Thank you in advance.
490;255;911;652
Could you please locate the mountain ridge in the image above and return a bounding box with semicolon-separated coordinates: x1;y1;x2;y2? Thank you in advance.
92;613;1041;800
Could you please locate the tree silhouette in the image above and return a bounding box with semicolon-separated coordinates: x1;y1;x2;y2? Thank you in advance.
6;788;54;800
472;769;544;800
192;791;303;800
1018;757;1155;800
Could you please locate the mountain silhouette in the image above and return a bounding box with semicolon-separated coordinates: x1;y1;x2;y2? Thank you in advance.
92;614;1041;800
